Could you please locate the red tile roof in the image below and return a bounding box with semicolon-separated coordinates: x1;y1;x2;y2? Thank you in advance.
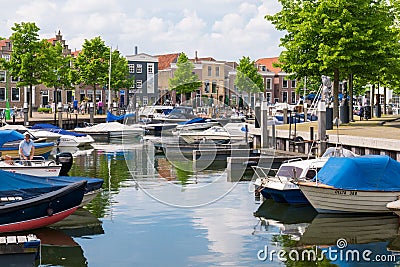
47;37;57;44
157;53;180;70
71;50;81;58
0;39;9;48
256;57;281;74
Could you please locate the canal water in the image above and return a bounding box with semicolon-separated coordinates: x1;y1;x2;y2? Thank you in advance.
27;139;400;266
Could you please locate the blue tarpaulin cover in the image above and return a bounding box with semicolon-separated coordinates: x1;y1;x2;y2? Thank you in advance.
316;155;400;191
0;130;25;146
0;169;103;198
106;111;135;122
31;123;87;137
178;117;207;125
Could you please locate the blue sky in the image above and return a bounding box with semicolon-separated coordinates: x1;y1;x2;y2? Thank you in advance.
0;0;284;61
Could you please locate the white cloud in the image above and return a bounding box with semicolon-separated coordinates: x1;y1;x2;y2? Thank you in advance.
0;0;284;61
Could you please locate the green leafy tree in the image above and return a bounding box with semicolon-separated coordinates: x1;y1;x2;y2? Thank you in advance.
169;53;201;102
1;22;48;117
266;0;400;119
235;56;263;105
108;49;133;108
73;36;109;111
41;42;74;104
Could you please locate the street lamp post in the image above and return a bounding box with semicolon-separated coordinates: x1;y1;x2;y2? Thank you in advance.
54;86;57;125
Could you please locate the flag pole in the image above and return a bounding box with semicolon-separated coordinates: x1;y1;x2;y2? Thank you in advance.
108;46;112;113
5;71;10;120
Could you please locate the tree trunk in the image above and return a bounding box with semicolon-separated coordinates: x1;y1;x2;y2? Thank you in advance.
333;68;339;120
29;84;33;118
349;74;354;121
93;84;97;116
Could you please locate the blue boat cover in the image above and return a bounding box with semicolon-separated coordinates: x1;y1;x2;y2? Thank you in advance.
0;130;25;146
31;123;87;137
106;111;135;122
0;130;54;150
178;117;207;125
316;155;400;191
0;169;103;197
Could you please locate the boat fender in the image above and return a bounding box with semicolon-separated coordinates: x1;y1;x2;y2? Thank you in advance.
47;205;54;216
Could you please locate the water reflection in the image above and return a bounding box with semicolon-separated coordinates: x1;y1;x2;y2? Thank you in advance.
254;199;400;266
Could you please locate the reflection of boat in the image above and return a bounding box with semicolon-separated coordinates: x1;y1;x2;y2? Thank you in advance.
53;146;94;157
0;180;86;233
300;214;399;246
253;199;317;240
298;155;400;213
31;227;87;266
0;130;54;159
50;208;104;237
31;124;94;147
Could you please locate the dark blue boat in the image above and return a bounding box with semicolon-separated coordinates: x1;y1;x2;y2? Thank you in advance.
0;180;86;233
0;169;103;206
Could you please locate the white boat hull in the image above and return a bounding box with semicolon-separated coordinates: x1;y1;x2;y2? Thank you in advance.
298;182;400;213
58;135;94;147
0;164;61;177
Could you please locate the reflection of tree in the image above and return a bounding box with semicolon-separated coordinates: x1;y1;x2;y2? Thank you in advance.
172;161;194;185
69;153;132;218
272;235;336;267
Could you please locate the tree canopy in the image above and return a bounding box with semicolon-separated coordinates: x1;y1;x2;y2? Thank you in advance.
234;56;264;96
1;22;49;117
266;0;400;117
169;53;201;97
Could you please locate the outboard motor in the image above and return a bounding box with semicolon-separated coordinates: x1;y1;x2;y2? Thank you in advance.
56;152;73;176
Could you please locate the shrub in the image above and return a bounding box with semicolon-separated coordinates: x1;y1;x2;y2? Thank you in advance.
38;107;52;113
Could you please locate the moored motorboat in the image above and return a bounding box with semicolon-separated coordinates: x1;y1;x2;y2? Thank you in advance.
179;123;249;144
31;124;94;147
298;155;400;213
0;180;86;233
74;121;144;140
253;147;357;204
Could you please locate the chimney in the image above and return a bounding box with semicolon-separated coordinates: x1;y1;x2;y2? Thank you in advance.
195;51;198;62
135;46;138;55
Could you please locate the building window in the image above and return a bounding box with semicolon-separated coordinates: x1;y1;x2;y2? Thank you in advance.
143;96;148;106
136;64;142;73
204;80;210;93
136;80;142;88
212;81;217;94
266;92;271;102
148;64;153;74
216;66;220;77
11;76;19;82
128;64;135;73
291;91;296;104
266;78;272;90
2;55;10;62
130;80;135;88
260;65;267;71
282;91;288;103
208;66;212;76
0;88;5;101
11;87;20;102
0;71;5;82
283;78;288;88
291;80;296;88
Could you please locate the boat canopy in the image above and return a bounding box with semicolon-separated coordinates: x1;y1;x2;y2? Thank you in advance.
316;155;400;191
178;117;208;125
0;130;25;146
31;123;86;137
106;111;135;122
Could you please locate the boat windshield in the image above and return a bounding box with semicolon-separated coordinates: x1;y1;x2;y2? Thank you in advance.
276;166;303;179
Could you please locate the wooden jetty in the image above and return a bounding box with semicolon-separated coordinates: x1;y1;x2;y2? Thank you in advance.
0;234;41;265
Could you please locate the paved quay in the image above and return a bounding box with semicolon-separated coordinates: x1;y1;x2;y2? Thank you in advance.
272;114;400;158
